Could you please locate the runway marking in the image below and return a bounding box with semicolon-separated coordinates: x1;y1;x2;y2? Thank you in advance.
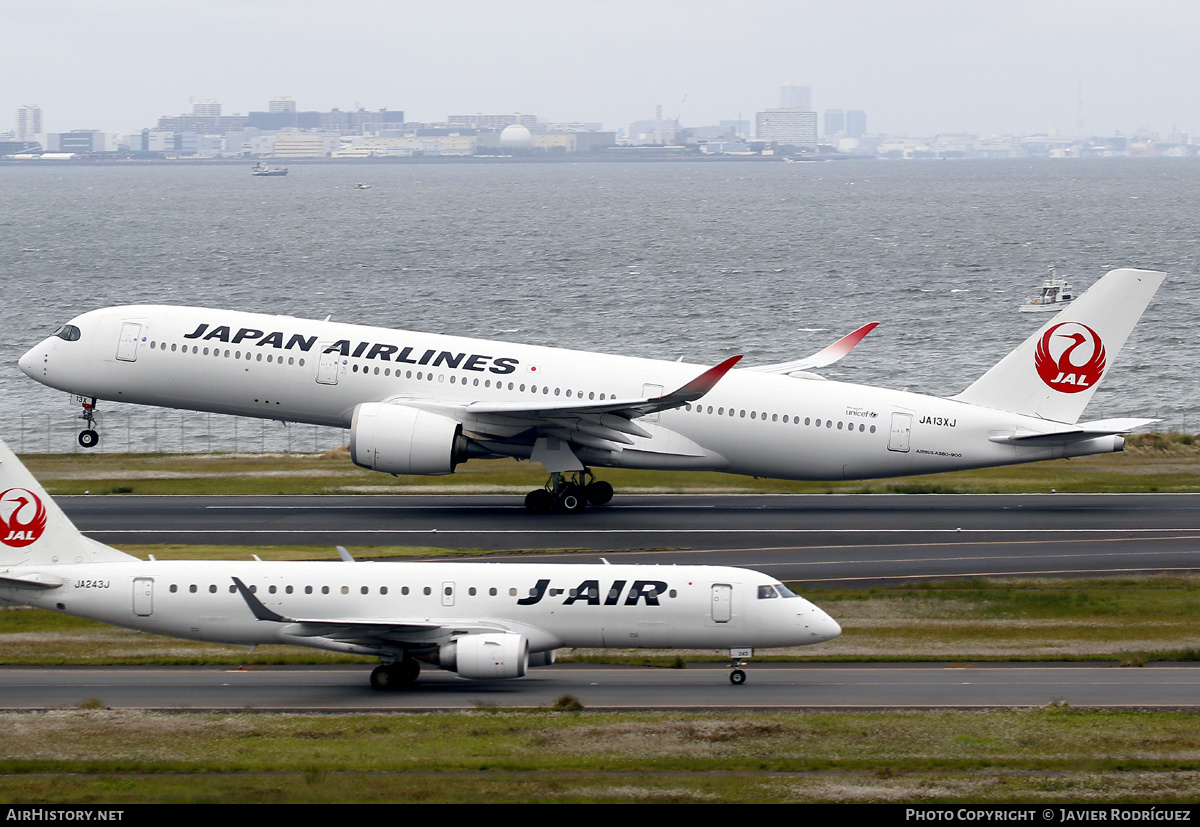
450;532;1200;558
83;527;1200;535
795;566;1200;583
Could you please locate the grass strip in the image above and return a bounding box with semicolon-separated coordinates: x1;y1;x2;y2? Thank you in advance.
22;432;1200;495
0;708;1198;803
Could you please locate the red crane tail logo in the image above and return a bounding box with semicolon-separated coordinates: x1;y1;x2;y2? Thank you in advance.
1034;322;1106;394
0;488;48;548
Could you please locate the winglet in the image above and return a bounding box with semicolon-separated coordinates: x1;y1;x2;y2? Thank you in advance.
232;576;289;623
667;355;743;401
745;323;878;375
804;322;878;369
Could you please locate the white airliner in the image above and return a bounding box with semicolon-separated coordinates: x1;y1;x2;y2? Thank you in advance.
19;268;1163;513
0;437;839;687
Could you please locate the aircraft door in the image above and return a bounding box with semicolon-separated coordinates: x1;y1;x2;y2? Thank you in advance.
316;346;340;385
116;323;142;362
711;583;732;623
888;412;913;453
441;581;455;607
133;577;154;617
641;385;664;422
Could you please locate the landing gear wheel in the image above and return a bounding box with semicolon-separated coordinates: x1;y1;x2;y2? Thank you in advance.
585;480;614;506
370;664;393;690
525;488;554;514
557;484;587;513
370;660;420;691
529;469;611;516
729;669;746;686
398;659;420;684
78;429;99;449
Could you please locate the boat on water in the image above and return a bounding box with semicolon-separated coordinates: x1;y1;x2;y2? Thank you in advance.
1020;269;1075;312
251;162;288;177
354;182;371;189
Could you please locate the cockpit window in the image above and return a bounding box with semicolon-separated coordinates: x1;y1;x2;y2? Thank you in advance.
53;325;81;342
758;583;800;599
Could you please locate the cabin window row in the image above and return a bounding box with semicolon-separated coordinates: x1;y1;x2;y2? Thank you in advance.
165;583;685;600
683;403;879;434
148;338;630;402
347;363;617;401
167;584;520;597
147;340;306;367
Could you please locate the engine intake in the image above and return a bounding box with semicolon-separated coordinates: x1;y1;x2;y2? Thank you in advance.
350;402;469;476
437;633;529;680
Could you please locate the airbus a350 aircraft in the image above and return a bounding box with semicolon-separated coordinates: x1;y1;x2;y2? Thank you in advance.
0;437;839;687
20;268;1163;514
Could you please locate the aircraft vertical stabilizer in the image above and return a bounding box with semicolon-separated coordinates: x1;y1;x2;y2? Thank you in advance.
952;268;1164;423
0;440;135;566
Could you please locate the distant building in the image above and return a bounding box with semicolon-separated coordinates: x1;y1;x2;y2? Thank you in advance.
193;99;221;118
16;104;42;140
756;109;818;149
158;113;248;133
780;83;812;111
824;109;845;138
269;97;296;113
41;130;110;153
272;133;334;158
446;113;537;130
245;107;404;134
846;110;867;139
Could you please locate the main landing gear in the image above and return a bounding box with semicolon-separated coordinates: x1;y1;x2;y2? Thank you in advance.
370;658;421;690
77;397;100;448
524;469;614;514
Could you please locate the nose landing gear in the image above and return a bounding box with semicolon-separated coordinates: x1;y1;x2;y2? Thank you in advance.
77;398;100;448
728;648;753;685
524;469;615;514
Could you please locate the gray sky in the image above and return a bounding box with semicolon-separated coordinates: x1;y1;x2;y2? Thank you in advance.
5;0;1199;138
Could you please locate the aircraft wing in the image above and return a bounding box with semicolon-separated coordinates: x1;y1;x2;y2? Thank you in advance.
232;577;518;651
746;323;878;377
380;355;742;457
462;354;742;419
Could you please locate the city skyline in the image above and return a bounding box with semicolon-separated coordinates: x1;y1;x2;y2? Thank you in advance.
4;0;1199;139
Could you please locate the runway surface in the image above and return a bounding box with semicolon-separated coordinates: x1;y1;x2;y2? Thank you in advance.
23;494;1200;711
4;663;1198;710
59;492;1200;586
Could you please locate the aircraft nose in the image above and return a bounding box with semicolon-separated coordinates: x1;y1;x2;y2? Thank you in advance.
803;605;842;643
17;344;38;378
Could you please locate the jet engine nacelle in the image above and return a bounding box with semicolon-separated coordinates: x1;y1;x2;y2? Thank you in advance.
438;633;529;680
350;402;466;476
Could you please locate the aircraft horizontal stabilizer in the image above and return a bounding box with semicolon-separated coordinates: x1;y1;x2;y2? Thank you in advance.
0;573;62;591
987;418;1159;444
747;323;878;376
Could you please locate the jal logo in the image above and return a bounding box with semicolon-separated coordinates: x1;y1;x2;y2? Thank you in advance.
1034;322;1106;394
0;488;47;548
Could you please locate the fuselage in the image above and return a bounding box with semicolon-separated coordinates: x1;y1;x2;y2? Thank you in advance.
19;304;1124;481
0;560;840;652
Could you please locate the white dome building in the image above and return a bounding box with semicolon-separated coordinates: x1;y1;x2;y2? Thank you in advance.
499;124;533;149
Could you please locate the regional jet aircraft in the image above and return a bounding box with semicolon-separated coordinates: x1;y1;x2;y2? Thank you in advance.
0;437;839;687
19;268;1163;514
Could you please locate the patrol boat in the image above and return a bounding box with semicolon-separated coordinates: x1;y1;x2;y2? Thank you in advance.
251;161;288;177
1020;269;1075;312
